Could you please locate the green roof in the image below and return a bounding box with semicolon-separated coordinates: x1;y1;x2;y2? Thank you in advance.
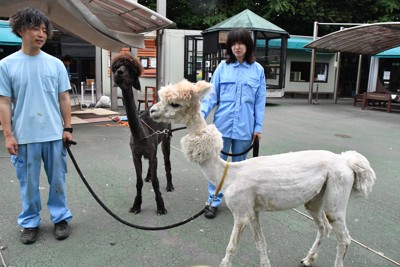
203;9;288;35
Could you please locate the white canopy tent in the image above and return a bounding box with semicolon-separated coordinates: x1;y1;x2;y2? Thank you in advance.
0;0;175;109
305;22;400;55
304;22;400;103
0;0;175;51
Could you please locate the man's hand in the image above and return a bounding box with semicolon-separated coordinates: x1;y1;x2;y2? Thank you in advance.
63;131;73;144
5;135;18;155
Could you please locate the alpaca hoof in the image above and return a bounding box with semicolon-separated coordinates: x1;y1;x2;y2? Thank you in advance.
165;185;174;192
299;260;311;267
157;207;167;215
129;206;141;214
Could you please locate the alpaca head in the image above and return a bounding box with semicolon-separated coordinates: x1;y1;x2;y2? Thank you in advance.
111;54;143;91
150;79;212;125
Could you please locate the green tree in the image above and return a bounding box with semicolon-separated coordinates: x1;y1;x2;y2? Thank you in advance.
139;0;400;36
272;0;400;35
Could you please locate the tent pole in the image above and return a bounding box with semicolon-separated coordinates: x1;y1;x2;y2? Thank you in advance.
95;47;102;101
333;27;344;104
308;21;318;104
333;51;341;104
110;51;118;111
355;54;362;95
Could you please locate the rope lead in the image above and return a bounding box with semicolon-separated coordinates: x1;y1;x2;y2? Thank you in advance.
65;141;206;231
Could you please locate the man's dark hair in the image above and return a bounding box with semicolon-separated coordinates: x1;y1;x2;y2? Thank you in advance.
225;28;255;64
10;7;54;39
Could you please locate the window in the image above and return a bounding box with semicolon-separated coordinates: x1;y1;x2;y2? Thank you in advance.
290;62;329;82
138;39;157;77
140;57;157;69
378;58;400;92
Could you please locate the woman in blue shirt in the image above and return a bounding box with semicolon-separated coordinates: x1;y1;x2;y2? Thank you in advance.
201;28;266;219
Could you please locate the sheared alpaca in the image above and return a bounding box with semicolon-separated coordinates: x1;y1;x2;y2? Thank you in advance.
111;54;173;215
149;79;376;267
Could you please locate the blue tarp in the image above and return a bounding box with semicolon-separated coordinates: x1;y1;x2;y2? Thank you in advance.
0;20;21;46
374;46;400;58
257;36;315;50
268;36;313;50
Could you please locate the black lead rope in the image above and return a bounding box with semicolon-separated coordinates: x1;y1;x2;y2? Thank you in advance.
65;140;206;231
221;136;259;157
168;126;187;133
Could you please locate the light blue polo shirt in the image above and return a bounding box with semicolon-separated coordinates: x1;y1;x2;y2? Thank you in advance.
0;51;71;144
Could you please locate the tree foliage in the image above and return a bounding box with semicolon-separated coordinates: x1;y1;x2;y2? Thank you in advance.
139;0;400;36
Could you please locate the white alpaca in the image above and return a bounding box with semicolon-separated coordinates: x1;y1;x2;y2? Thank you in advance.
150;80;376;267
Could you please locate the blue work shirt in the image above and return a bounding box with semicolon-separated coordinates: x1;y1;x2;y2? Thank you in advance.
201;60;266;140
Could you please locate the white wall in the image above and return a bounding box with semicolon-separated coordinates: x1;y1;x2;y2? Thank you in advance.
162;29;202;85
101;49;111;96
284;50;336;94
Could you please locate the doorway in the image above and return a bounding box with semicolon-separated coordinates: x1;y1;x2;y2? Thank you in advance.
184;35;203;82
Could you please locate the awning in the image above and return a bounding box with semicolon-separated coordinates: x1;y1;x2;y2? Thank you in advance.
304;22;400;55
0;20;21;45
374;46;400;58
0;0;176;51
268;36;312;50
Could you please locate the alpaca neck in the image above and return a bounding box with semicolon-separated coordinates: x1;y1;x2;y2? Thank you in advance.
186;109;208;133
200;157;228;188
183;110;228;187
122;88;145;139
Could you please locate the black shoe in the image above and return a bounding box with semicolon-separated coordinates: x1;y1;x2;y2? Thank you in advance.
204;206;218;219
20;227;39;244
54;220;70;240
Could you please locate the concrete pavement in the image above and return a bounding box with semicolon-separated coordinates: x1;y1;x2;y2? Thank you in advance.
0;98;399;267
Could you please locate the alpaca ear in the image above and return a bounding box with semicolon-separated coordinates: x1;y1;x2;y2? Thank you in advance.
194;80;212;101
133;78;141;91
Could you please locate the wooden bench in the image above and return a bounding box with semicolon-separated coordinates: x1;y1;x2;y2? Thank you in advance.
353;94;364;106
361;92;400;112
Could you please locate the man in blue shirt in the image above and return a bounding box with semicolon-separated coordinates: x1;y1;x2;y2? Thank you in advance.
0;7;73;244
201;28;266;219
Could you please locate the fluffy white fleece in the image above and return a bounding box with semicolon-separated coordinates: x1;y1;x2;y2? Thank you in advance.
181;124;223;164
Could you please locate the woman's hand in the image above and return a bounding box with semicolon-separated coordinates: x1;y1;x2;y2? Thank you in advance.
253;132;261;141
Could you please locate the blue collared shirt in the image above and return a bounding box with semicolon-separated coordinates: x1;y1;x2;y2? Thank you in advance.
201;60;266;140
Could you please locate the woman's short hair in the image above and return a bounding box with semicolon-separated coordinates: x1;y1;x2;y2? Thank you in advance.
10;7;54;39
225;28;255;64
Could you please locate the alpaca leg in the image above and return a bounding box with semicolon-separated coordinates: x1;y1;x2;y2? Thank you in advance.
130;155;143;214
326;213;351;267
149;155;167;215
161;137;174;191
301;197;332;266
144;165;151;183
248;212;271;267
220;217;247;267
324;178;353;267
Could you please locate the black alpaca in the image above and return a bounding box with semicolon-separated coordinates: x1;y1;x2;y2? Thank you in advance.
111;54;173;215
